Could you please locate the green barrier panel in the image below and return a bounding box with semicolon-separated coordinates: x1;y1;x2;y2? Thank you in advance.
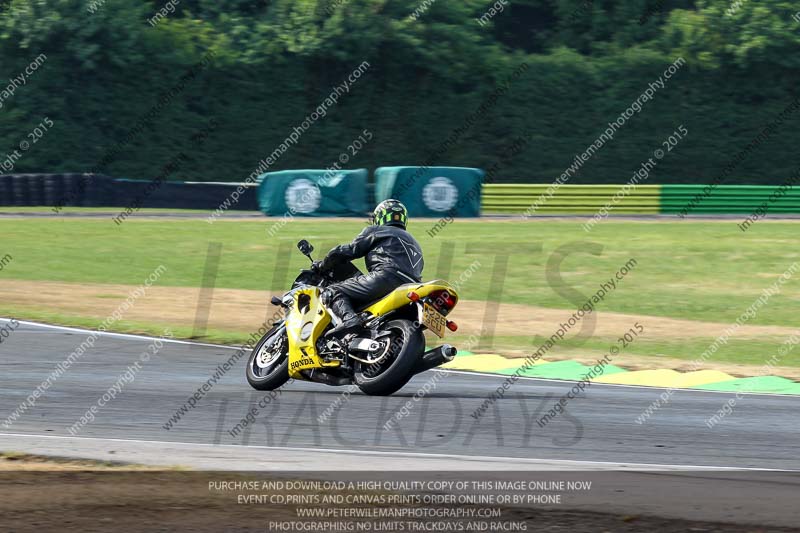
257;169;368;217
374;166;484;217
661;184;800;214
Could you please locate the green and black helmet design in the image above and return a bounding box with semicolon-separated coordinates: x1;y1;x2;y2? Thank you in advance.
372;199;408;229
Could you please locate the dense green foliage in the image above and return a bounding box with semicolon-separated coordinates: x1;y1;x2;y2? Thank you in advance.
1;0;799;184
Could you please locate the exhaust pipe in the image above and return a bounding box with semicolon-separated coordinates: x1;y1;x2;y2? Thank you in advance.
415;344;457;374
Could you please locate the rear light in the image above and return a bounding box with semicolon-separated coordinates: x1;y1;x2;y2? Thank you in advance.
429;290;457;314
407;291;420;302
446;321;458;332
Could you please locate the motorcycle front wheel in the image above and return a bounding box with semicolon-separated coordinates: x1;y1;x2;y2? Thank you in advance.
354;319;424;396
246;324;290;390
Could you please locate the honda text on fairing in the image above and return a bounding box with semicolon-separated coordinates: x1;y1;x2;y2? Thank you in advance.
245;239;460;396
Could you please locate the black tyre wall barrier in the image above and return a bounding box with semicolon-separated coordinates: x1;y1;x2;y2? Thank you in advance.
0;173;258;211
11;176;29;206
0;175;11;205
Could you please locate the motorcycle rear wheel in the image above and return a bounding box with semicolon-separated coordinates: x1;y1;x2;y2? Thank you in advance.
354;319;424;396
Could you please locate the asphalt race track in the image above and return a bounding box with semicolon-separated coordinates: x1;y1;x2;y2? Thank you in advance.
2;319;800;527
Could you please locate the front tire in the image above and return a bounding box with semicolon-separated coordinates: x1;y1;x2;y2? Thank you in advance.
354;319;424;396
246;324;290;391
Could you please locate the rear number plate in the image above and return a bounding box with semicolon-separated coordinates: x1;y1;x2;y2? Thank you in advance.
422;302;447;338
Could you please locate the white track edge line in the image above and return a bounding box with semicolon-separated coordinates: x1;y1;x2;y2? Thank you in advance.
0;432;795;472
4;318;799;398
0;318;241;350
432;369;800;399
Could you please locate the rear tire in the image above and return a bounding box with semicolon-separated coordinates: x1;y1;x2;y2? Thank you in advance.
246;324;290;391
355;319;424;396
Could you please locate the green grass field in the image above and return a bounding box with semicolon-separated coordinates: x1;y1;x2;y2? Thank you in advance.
1;214;798;368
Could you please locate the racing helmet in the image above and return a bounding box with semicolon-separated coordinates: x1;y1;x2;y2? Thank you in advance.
372;199;408;229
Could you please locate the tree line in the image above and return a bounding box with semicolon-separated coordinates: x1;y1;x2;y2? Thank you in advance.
1;0;798;184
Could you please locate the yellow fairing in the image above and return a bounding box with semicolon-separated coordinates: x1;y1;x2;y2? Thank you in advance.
363;279;459;316
287;281;457;379
286;287;339;379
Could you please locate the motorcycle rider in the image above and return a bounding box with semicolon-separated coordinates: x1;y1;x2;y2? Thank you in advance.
316;199;424;336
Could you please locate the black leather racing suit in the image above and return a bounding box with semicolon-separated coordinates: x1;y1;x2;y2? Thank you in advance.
320;224;424;318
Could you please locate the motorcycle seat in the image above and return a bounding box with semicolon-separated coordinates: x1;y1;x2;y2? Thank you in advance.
358;279;455;314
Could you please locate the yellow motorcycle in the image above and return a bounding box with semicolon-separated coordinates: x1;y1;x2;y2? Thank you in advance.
246;240;459;395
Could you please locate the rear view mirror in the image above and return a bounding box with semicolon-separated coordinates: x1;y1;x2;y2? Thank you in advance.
297;239;314;256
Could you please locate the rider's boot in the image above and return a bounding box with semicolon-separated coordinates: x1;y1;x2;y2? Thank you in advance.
326;297;363;336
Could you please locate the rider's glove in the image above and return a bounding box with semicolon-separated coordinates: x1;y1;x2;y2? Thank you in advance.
317;253;338;273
